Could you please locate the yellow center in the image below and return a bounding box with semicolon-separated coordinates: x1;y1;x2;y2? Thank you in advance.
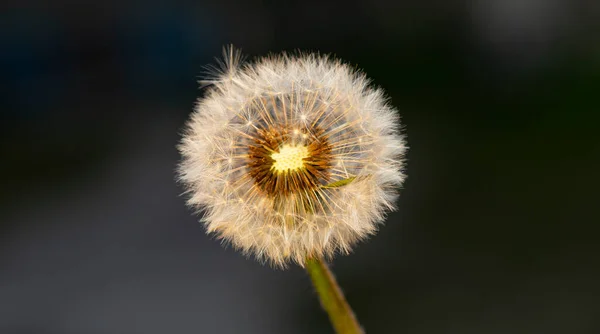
271;145;309;172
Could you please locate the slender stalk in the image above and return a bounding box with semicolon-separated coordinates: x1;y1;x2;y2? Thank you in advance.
305;256;364;334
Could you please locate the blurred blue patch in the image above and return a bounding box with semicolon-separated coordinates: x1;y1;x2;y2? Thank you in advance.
116;5;221;99
0;10;68;117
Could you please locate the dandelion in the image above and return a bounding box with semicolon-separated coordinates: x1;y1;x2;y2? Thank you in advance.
178;46;407;333
178;46;406;268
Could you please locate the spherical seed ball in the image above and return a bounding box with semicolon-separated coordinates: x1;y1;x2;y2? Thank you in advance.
178;47;407;268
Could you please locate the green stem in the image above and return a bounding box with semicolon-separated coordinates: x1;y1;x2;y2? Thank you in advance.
305;256;364;334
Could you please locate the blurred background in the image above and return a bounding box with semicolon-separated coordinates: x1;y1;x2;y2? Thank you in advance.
1;0;599;333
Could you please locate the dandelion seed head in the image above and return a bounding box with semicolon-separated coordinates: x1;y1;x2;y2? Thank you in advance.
178;46;407;267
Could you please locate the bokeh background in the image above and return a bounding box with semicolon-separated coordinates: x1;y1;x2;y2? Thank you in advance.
2;1;599;333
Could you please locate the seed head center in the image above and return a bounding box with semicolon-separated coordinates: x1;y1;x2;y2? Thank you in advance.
271;144;309;173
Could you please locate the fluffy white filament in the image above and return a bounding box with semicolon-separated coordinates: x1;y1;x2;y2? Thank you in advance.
178;47;407;267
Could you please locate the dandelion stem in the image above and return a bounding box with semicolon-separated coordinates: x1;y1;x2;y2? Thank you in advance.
305;256;364;334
